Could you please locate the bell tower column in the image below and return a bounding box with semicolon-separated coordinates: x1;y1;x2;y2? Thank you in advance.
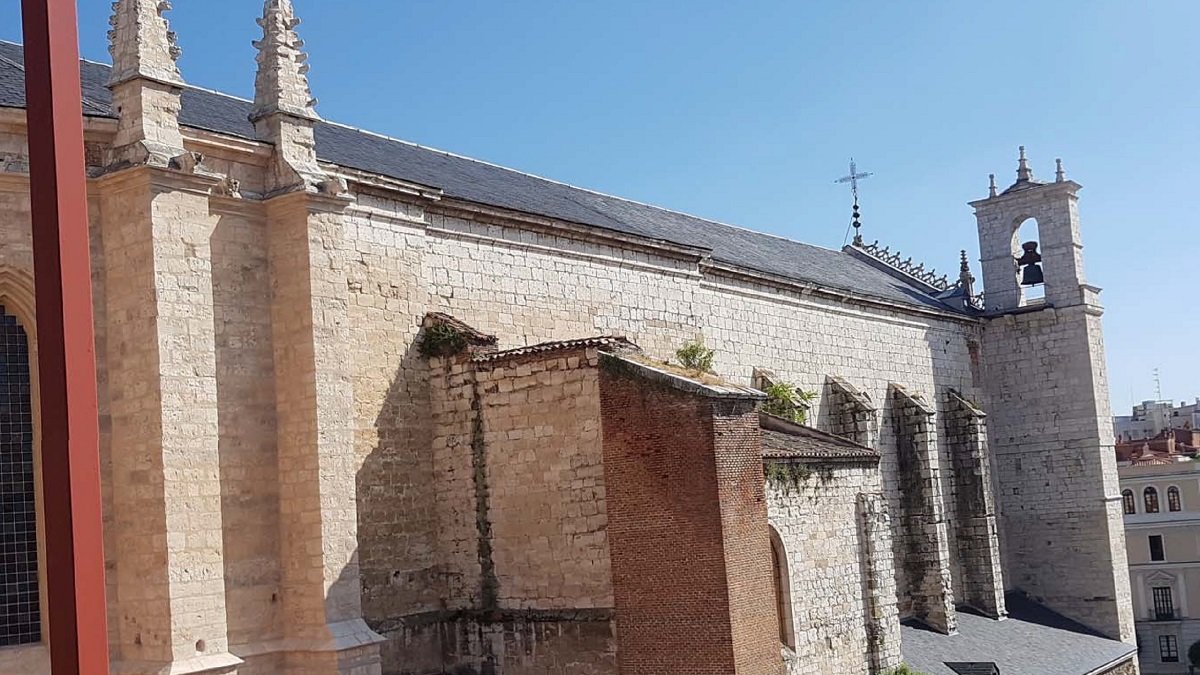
969;149;1134;644
99;1;240;672
252;2;383;672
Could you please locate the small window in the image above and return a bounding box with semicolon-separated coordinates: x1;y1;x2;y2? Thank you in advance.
1160;635;1179;662
1168;487;1182;512
1150;535;1166;562
1123;490;1136;515
1146;487;1161;513
1153;587;1175;620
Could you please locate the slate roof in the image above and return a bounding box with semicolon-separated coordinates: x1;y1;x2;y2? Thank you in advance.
759;413;880;461
0;41;965;314
900;594;1137;675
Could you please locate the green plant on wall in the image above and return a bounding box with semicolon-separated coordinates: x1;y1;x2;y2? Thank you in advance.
675;339;716;373
762;381;817;425
419;323;468;357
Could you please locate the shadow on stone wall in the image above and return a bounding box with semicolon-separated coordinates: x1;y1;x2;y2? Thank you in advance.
348;324;619;675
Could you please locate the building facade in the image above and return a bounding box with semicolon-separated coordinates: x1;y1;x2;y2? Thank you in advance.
0;1;1139;673
1117;400;1200;443
1121;461;1200;674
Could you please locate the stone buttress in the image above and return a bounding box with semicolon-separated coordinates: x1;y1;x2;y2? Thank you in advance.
98;1;239;672
253;1;383;672
890;383;957;634
858;493;903;673
942;390;1006;618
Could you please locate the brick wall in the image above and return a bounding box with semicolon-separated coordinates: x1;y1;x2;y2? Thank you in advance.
600;357;779;675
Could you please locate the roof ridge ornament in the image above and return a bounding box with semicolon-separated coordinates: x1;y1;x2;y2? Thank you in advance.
251;0;320;122
855;239;953;292
107;0;184;88
1016;145;1034;183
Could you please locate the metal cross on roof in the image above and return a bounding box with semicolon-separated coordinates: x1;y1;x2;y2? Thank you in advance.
836;159;873;245
836;159;873;203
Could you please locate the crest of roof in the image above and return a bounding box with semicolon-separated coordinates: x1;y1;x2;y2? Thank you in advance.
759;413;880;462
472;336;637;365
0;41;968;315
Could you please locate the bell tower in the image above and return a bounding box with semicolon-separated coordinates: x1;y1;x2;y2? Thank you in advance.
969;149;1135;645
971;147;1098;313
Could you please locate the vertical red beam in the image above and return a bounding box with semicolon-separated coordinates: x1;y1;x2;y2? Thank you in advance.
20;1;110;674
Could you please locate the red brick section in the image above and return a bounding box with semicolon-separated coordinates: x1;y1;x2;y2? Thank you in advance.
600;363;781;675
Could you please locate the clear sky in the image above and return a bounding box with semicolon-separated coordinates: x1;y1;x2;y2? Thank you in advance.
4;1;1197;412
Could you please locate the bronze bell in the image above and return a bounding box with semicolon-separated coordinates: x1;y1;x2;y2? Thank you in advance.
1016;241;1044;286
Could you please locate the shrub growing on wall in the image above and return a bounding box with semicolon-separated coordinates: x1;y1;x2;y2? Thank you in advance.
675;340;716;373
762;381;816;425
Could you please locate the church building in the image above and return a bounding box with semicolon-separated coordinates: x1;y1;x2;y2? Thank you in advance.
0;1;1140;673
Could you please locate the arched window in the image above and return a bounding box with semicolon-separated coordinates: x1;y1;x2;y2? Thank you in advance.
1145;487;1161;514
0;305;41;646
769;527;795;649
1168;487;1182;512
1014;218;1045;305
1123;489;1136;515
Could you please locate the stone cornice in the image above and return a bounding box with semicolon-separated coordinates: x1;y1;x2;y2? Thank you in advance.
968;179;1082;209
262;186;352;216
94;162;221;196
702;260;981;326
432;196;710;265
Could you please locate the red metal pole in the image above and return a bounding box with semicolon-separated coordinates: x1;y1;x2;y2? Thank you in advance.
20;1;110;674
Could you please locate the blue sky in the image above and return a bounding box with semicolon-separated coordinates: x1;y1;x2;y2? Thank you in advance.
5;1;1197;411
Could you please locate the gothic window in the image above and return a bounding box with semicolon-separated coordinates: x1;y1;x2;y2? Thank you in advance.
1160;635;1179;662
769;527;795;649
0;306;40;646
1168;486;1182;512
1123;490;1136;515
1149;535;1166;562
1153;586;1176;620
1145;487;1161;514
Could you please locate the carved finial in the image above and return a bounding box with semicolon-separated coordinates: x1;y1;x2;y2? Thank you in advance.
959;250;976;301
107;0;184;88
988;173;998;198
251;0;320;122
1055;158;1065;183
1016;145;1034;182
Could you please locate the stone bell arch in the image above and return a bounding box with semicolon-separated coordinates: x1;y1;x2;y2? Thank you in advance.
968;148;1135;645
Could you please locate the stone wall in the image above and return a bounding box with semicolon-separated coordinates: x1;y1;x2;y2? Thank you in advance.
347;195;986;654
766;460;899;674
389;340;618;674
982;306;1136;642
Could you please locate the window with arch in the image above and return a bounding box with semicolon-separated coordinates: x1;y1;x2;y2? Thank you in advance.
1123;489;1136;515
1014;217;1045;305
769;527;795;649
1145;487;1161;514
1168;486;1182;512
0;304;41;646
